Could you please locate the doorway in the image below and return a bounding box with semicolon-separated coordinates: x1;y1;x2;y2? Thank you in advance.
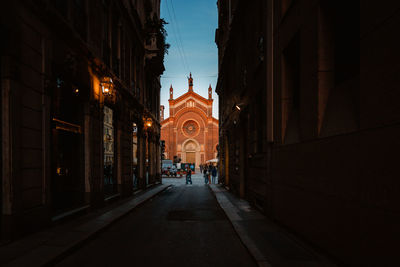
51;77;84;215
186;152;195;164
52;127;82;213
183;139;199;167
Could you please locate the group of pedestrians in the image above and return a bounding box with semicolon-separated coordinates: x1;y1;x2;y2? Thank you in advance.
201;164;217;184
184;164;218;185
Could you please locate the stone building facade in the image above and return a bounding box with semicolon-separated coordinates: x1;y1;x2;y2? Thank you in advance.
0;0;164;239
216;0;399;265
161;74;218;167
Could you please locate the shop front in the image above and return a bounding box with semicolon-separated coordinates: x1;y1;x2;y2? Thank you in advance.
51;75;85;215
132;122;139;190
103;105;117;197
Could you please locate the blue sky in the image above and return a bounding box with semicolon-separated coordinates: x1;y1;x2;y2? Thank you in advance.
160;0;218;118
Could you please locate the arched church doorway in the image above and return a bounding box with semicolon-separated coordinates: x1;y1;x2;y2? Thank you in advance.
183;139;200;167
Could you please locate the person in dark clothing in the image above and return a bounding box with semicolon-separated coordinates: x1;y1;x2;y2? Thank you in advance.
211;166;217;184
203;167;209;184
186;168;192;184
208;164;212;184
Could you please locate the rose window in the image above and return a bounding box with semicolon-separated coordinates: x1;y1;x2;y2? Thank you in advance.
183;120;199;136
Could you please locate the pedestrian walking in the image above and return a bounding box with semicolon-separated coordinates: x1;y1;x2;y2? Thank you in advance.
200;164;203;173
211;166;217;184
208;164;212;184
186;168;192;184
203;168;209;184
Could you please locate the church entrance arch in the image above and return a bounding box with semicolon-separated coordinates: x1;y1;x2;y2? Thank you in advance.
182;139;200;168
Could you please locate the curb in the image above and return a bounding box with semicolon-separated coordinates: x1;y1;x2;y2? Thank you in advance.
208;185;272;267
209;185;337;267
4;184;172;267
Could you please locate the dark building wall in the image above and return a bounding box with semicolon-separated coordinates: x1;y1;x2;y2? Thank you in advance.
216;0;268;202
1;2;51;237
0;0;164;239
216;0;399;265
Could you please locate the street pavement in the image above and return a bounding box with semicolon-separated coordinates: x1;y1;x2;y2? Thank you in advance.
1;171;335;266
56;173;256;267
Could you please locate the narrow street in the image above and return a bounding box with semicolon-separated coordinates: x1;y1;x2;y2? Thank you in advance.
1;1;395;265
56;173;256;267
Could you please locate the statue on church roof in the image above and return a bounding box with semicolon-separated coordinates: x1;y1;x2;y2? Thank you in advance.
188;72;193;91
169;84;173;99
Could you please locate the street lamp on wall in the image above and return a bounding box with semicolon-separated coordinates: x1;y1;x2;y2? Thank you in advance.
142;116;153;186
143;117;153;129
234;103;245;111
101;77;114;96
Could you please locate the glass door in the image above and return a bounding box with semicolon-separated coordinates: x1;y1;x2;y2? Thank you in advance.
103;106;117;196
132;122;138;189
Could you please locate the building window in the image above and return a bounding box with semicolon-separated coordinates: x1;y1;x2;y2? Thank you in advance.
282;33;301;143
317;1;359;136
72;0;87;39
112;13;120;76
102;2;110;66
332;2;359;85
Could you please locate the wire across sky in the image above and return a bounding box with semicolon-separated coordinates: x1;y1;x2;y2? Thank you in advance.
160;0;219;118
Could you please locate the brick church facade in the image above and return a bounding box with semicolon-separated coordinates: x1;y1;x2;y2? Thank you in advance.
161;74;218;167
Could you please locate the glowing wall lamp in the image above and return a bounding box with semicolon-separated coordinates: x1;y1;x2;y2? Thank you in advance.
143;117;153;129
101;77;114;96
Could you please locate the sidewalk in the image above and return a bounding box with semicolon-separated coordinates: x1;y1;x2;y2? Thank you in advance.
209;184;337;267
0;184;171;267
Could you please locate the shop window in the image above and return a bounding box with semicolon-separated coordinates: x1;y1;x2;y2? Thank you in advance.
51;73;84;214
132;122;138;189
104;106;117;196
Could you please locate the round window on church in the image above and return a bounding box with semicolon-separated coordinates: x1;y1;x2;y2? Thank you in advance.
182;120;200;137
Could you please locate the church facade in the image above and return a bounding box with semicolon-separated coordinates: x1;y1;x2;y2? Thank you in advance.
161;74;218;168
